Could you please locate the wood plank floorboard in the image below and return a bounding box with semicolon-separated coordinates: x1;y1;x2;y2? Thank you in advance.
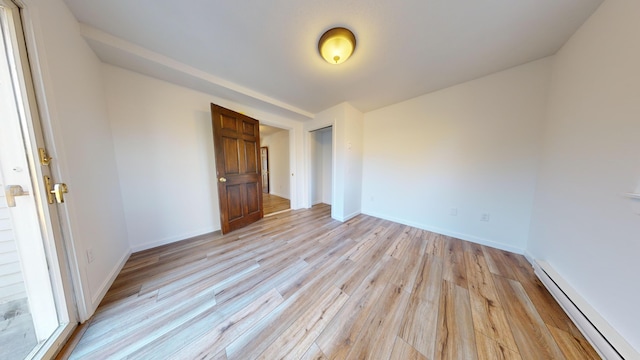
435;280;478;359
300;343;327;360
60;204;599;360
263;193;291;215
390;337;428;360
464;244;518;352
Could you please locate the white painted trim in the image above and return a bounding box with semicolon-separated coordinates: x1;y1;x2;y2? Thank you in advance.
623;193;640;200
33;321;76;360
79;24;313;121
264;209;291;217
361;210;525;254
269;191;290;200
88;249;130;317
523;250;535;266
16;0;88;324
335;210;360;223
534;260;638;360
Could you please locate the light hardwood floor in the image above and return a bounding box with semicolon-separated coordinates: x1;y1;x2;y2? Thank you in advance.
59;205;599;359
263;193;290;215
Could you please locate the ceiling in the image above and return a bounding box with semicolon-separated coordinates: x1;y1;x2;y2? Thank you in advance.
63;0;602;120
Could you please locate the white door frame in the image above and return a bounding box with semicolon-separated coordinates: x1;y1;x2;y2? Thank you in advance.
1;0;78;357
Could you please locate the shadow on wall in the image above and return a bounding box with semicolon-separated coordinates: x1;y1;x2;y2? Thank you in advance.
197;110;221;229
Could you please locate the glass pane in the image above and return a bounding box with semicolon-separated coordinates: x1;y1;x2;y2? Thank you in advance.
0;193;37;359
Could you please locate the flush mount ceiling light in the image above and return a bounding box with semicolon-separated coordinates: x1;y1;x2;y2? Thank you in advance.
318;27;356;65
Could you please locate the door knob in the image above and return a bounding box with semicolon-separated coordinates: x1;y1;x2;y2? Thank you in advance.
44;176;68;204
4;185;30;207
219;177;227;183
52;183;68;203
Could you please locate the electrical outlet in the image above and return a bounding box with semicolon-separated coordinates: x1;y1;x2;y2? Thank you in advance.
87;249;95;263
481;213;490;222
450;208;458;216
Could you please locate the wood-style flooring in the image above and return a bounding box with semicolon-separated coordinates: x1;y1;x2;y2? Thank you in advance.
263;193;290;216
62;205;599;359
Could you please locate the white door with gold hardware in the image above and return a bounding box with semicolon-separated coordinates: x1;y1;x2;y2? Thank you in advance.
0;1;76;358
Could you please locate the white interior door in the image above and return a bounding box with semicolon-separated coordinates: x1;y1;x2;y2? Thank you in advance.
0;1;76;358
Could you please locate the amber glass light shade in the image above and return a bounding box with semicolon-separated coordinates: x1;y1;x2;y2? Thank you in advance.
318;27;356;65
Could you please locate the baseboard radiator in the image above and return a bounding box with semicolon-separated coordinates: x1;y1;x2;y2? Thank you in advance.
534;260;637;360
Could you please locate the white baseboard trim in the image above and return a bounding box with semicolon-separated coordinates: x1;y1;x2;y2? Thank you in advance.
89;249;130;317
334;210;360;222
360;210;525;254
534;260;638;360
523;250;535;266
311;201;332;207
269;191;289;199
264;209;292;217
131;227;219;252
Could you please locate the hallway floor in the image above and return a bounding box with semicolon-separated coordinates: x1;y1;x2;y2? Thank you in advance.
263;193;290;215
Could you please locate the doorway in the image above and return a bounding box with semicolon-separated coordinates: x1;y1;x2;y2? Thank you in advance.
310;126;333;206
259;124;290;216
210;104;264;234
0;1;76;358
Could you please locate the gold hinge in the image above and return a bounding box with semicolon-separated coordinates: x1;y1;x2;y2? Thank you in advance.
39;148;52;166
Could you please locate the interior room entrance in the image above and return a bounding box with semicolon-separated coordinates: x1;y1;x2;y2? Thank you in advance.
259;124;291;216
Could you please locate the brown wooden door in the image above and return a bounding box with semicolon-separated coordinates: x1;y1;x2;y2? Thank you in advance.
211;103;263;234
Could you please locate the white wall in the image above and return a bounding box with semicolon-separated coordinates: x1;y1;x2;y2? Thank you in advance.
362;58;552;253
305;103;363;221
22;0;129;318
260;130;290;199
103;65;304;251
528;0;640;353
342;103;364;219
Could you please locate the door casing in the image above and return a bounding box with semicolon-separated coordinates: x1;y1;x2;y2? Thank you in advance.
1;0;79;357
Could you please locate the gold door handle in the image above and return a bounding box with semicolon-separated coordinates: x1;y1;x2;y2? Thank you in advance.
53;183;68;203
44;176;68;204
4;185;30;207
219;177;227;183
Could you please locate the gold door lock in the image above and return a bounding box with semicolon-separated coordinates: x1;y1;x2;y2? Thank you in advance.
44;176;68;204
39;148;52;166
